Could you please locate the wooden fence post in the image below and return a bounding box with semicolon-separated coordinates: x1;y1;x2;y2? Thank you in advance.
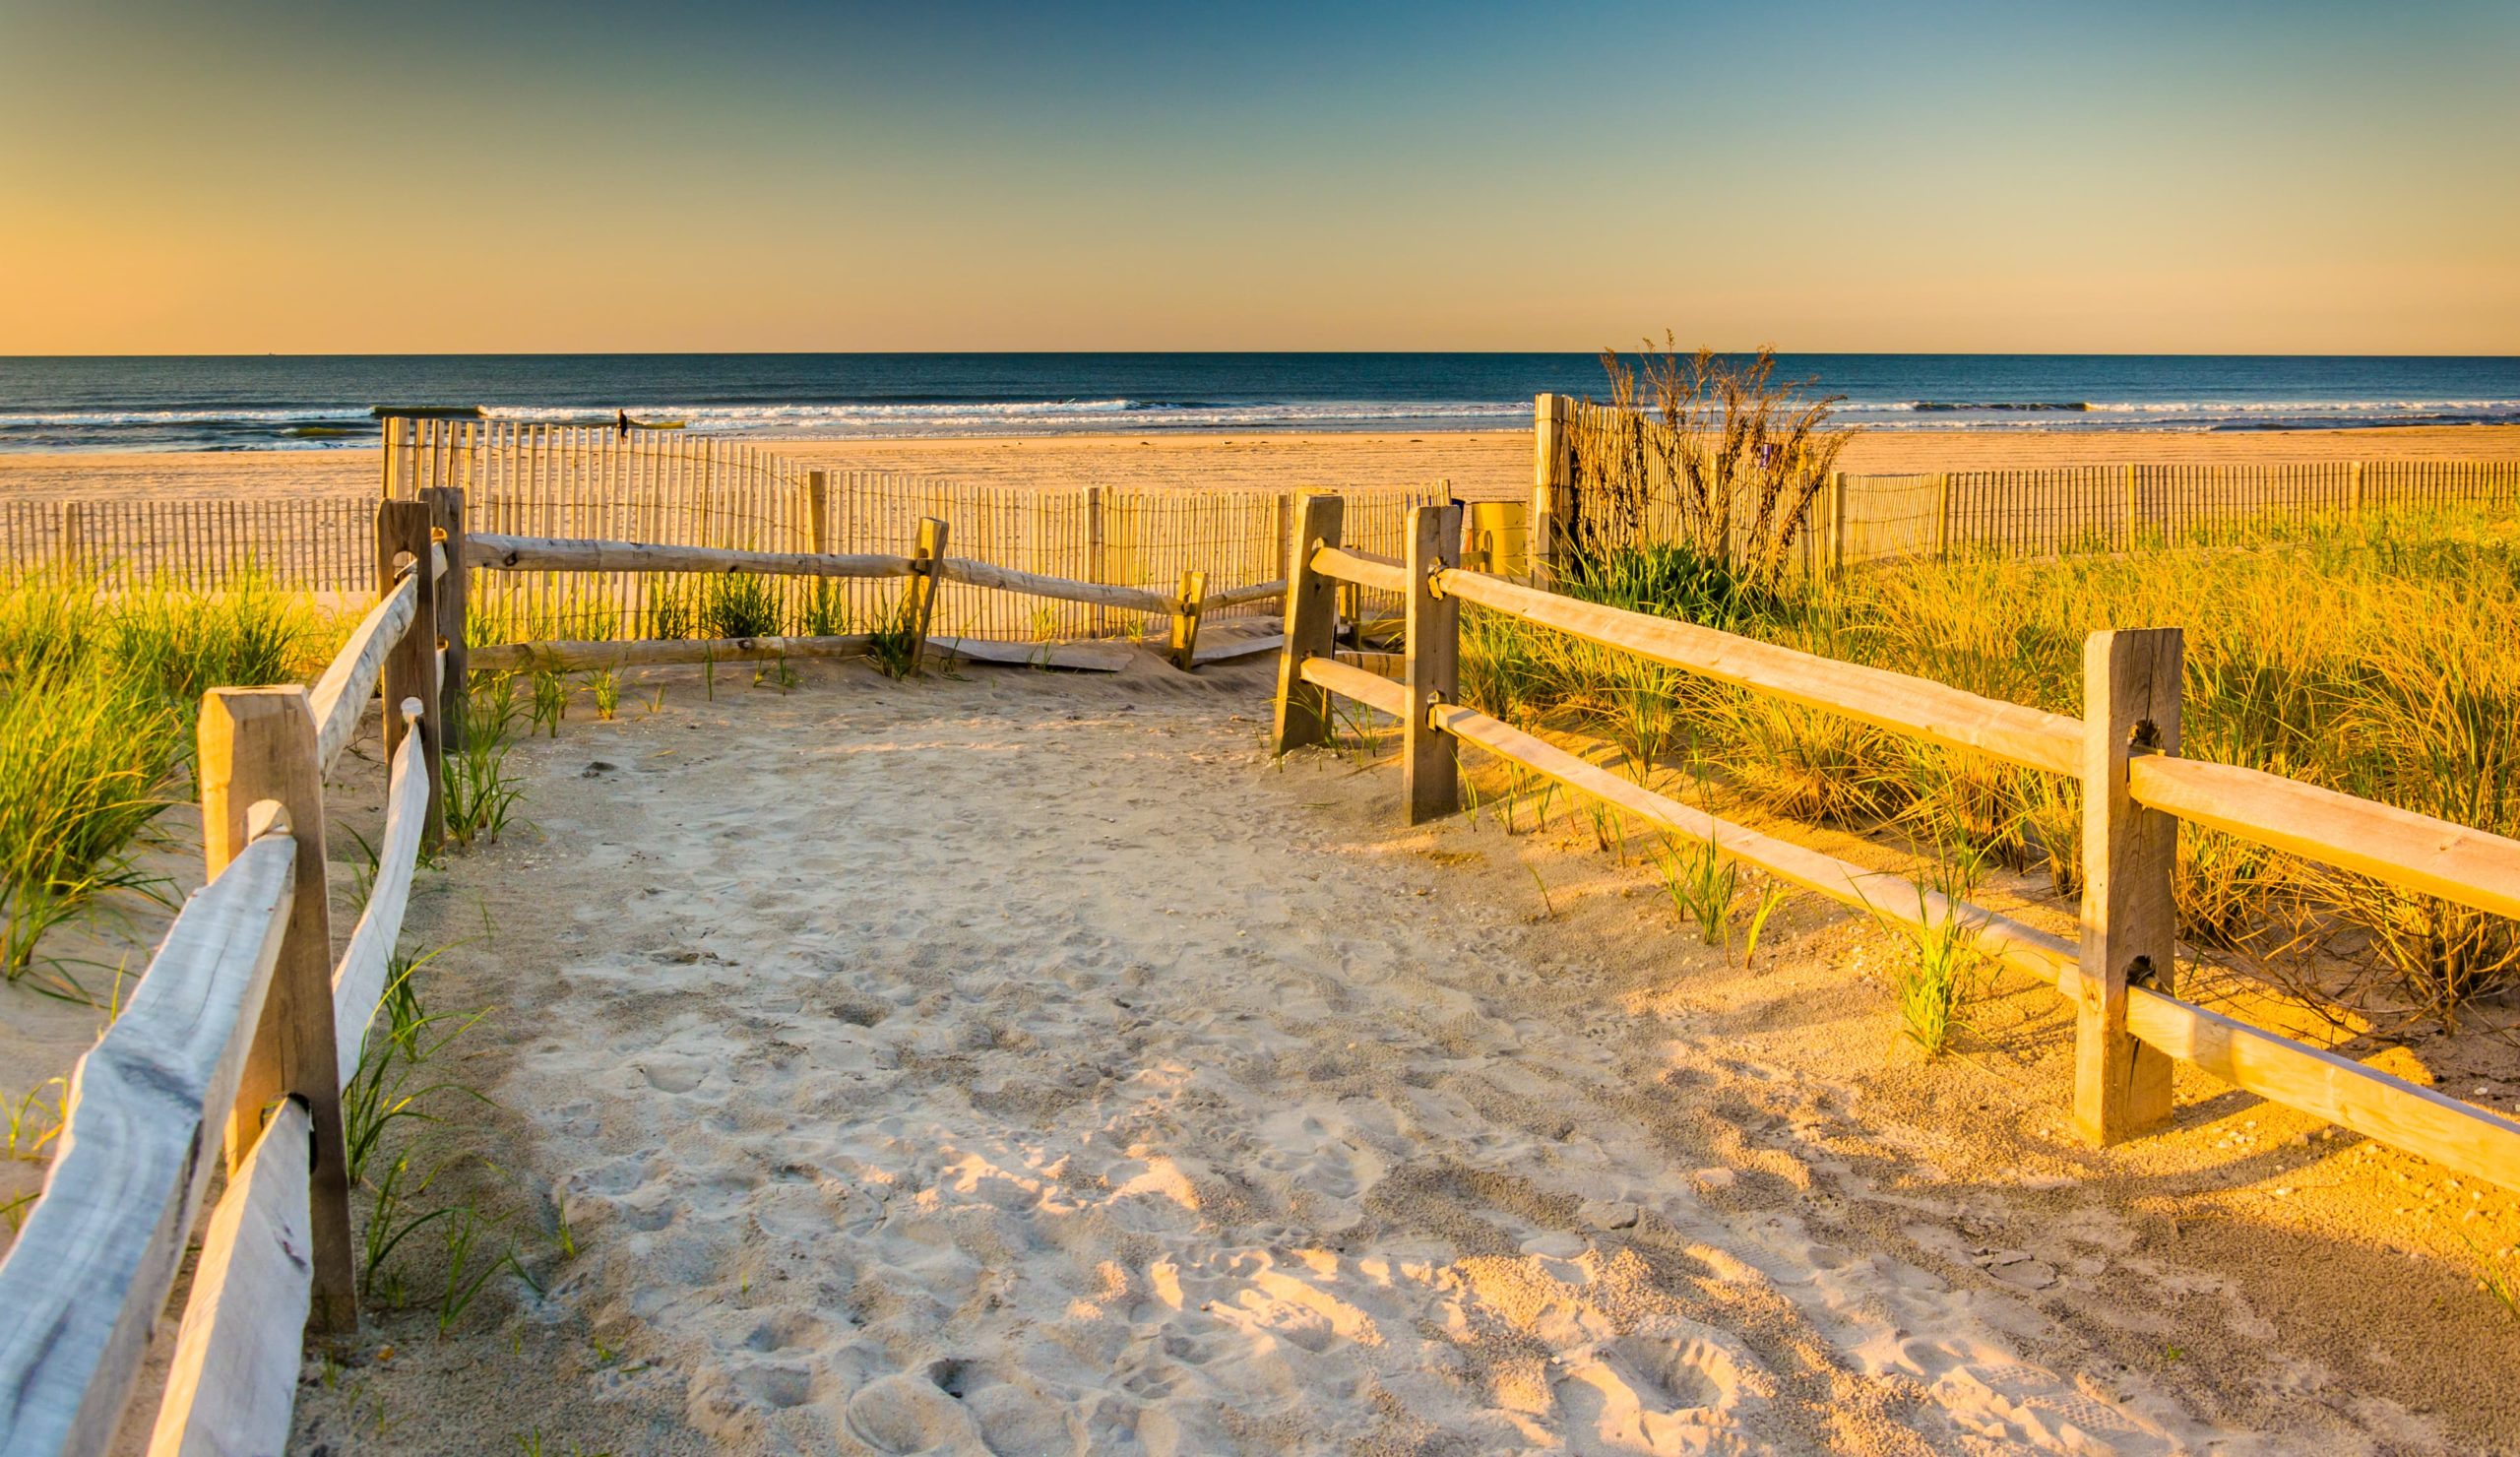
1403;502;1463;823
1827;470;1848;579
1272;493;1345;754
375;500;444;849
397;417;421;500
806;470;831;555
1532;394;1569;585
2349;460;2365;516
1168;570;1207;671
804;470;832;644
907;516;949;673
1086;484;1107;638
422;487;469;750
197;687;357;1333
2121;462;2139;548
1934;473;1952;560
2076;627;2181;1146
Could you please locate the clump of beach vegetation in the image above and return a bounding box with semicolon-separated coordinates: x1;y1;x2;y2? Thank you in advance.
1463;503;2520;1034
0;569;342;987
1565;338;1854;590
1449;339;2520;1040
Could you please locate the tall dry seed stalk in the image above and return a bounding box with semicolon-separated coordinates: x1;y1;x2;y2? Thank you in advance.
1571;338;1853;588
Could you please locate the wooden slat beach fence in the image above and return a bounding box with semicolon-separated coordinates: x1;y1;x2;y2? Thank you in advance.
1828;459;2520;566
1;432;1441;646
0;498;377;594
1534;395;2520;572
1285;503;2520;1201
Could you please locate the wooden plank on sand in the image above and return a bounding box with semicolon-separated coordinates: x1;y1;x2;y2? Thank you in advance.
929;637;1132;672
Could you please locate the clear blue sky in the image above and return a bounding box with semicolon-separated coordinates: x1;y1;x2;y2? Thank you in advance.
3;0;2514;352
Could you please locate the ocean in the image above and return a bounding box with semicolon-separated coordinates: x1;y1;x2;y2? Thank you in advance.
1;353;2515;454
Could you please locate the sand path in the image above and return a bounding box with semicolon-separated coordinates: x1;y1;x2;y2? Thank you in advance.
280;658;2356;1456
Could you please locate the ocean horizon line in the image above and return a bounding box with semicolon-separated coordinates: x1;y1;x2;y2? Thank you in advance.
4;351;2517;454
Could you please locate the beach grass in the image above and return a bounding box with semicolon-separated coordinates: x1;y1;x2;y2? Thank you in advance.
1461;503;2520;1031
0;568;345;984
447;674;528;848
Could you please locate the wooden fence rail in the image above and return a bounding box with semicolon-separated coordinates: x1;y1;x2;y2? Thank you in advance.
377;417;1441;643
0;832;295;1457
0;495;452;1457
1281;502;2520;1196
455;512;1275;674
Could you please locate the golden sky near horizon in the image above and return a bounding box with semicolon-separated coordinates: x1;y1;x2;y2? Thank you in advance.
2;0;2516;355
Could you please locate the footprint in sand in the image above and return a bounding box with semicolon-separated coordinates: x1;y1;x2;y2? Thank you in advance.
1553;1327;1765;1453
735;1362;814;1410
640;1061;705;1093
743;1309;827;1353
842;1366;985;1454
1976;1248;2061;1291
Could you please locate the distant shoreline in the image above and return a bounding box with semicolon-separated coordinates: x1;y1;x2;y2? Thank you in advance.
5;352;2516;451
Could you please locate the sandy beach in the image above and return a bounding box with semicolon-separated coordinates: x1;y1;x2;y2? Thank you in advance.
213;658;2516;1455
5;425;2520;505
2;427;2517;1452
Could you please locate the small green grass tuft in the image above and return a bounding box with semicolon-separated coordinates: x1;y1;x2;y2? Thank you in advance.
584;667;622;721
436;1199;509;1334
1653;833;1737;950
866;594;924;679
700;573;782;641
527;670;568;738
446;675;527;848
798;583;850;639
4;1077;66;1161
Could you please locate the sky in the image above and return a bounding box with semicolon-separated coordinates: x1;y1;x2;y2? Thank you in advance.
2;0;2515;355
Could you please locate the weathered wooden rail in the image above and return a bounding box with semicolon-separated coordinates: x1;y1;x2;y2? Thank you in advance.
461;521;1291;673
385;416;1442;643
0;498;455;1456
1280;497;2520;1190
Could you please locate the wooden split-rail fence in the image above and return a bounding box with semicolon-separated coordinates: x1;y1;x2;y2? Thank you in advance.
1529;392;2520;576
383;416;1441;644
456;508;1282;676
1280;498;2520;1187
0;497;459;1457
